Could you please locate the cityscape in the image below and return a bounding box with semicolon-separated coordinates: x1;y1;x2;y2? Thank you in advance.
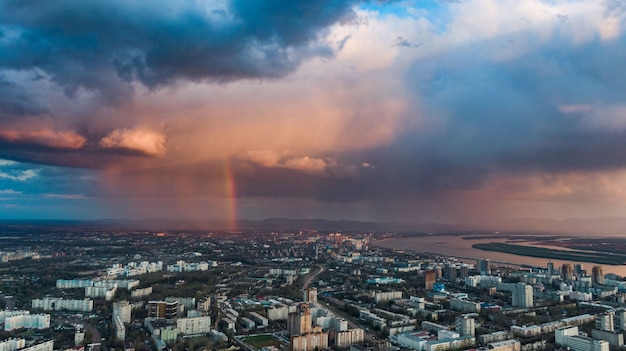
2;1;626;351
0;223;626;351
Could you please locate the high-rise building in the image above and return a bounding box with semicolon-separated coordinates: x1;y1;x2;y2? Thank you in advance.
561;264;574;281
443;264;457;282
113;301;131;324
290;326;328;351
113;315;125;341
458;265;469;279
478;259;491;275
596;311;615;332
615;309;626;331
574;264;584;278
302;288;317;303
512;282;533;308
455;315;475;337
288;303;312;336
547;262;554;276
592;266;604;286
147;301;178;319
335;329;364;348
424;270;437;290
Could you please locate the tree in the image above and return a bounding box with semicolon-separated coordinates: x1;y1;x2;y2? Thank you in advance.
83;329;93;345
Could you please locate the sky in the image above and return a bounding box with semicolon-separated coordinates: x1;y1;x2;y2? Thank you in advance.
1;0;626;224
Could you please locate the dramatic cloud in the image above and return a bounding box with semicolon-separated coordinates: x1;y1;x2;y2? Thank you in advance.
0;75;47;116
0;128;86;150
238;150;374;176
99;127;166;156
0;0;360;90
2;0;626;223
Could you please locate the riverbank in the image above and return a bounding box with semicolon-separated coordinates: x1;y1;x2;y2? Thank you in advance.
472;242;626;265
372;235;626;276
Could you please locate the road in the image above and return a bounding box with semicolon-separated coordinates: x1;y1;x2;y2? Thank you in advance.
302;265;325;290
317;299;377;344
302;265;378;344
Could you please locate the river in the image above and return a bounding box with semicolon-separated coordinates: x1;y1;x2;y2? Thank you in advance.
374;235;626;277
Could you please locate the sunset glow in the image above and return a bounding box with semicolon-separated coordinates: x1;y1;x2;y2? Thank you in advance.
1;0;626;226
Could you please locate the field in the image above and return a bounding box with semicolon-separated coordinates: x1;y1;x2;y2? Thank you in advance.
240;334;287;350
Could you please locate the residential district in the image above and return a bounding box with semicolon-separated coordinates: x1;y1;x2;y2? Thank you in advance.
1;226;626;351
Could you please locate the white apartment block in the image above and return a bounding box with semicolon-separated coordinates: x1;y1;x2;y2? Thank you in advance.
512;282;533;308
166;297;196;310
56;279;139;290
166;260;210;272
556;326;609;351
85;286;116;301
267;305;289;321
95;280;139;290
131;287;152;298
335;329;364;348
0;339;25;351
0;341;53;351
107;261;163;277
0;311;30;324
176;316;211;335
113;316;125;341
315;316;347;331
113;301;132;324
31;298;93;312
373;291;403;303
455;315;475;337
488;339;521;351
196;297;210;312
4;313;50;331
56;279;93;289
23;341;53;351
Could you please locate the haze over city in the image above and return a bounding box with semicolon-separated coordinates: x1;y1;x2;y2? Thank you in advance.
1;0;626;227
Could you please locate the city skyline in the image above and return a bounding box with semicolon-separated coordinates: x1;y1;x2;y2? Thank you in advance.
2;1;626;224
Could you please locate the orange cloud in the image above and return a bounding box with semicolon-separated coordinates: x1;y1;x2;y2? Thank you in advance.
99;127;167;157
239;150;333;174
0;128;85;149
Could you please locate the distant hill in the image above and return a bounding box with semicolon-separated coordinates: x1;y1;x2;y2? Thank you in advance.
1;216;626;235
235;218;470;232
0;217;467;233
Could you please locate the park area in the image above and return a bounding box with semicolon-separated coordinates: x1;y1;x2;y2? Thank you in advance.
239;334;288;350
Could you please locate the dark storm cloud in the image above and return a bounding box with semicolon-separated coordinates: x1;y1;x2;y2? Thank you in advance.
232;159;489;202
0;0;366;164
0;75;47;117
0;0;360;93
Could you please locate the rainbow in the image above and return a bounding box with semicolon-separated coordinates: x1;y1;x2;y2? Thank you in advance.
223;158;238;232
